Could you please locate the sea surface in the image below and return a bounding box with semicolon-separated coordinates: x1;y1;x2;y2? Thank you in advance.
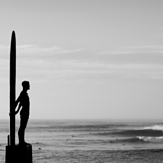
1;119;163;162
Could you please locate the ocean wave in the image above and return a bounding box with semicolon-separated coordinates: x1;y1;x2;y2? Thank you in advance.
114;137;149;144
112;129;163;137
143;125;163;131
113;136;163;144
137;136;163;142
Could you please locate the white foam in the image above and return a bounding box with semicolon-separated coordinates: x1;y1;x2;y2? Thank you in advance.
137;136;163;142
143;125;163;131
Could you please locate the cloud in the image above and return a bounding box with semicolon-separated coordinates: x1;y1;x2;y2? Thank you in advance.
0;44;82;58
1;44;163;83
100;46;163;55
18;58;163;82
17;45;59;54
17;45;82;55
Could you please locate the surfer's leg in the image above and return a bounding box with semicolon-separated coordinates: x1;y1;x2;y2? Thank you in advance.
18;117;29;144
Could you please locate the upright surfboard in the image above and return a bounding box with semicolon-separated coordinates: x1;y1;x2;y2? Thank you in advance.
10;31;16;146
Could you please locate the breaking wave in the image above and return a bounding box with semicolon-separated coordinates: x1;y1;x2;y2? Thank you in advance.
113;136;163;144
112;129;163;137
110;125;163;143
137;136;163;142
143;125;163;131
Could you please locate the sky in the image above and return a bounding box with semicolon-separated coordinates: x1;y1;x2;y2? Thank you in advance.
0;0;163;119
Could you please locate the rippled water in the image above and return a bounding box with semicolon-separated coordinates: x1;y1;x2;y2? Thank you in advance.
1;119;163;162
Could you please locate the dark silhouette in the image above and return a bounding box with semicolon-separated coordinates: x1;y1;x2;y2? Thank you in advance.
10;31;16;146
6;31;33;163
15;81;30;145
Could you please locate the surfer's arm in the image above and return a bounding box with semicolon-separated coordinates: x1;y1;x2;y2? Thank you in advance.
15;103;22;115
9;98;22;116
15;95;21;108
15;93;22;115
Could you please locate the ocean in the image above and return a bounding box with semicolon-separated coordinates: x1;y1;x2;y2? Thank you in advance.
1;119;163;162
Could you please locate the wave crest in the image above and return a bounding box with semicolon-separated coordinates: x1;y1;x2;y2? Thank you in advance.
112;129;163;137
137;136;163;142
143;125;163;131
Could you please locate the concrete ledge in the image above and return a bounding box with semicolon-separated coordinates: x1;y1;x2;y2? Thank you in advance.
5;144;33;163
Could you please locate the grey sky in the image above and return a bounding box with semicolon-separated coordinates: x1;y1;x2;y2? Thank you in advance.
0;0;163;119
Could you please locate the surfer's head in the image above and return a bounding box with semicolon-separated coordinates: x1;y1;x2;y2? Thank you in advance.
22;81;30;91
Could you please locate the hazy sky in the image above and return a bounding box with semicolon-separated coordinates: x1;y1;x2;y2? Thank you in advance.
0;0;163;119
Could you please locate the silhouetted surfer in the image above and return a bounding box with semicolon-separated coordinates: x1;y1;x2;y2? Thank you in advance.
15;81;30;145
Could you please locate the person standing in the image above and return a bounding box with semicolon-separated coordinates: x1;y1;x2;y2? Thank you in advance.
15;81;30;145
